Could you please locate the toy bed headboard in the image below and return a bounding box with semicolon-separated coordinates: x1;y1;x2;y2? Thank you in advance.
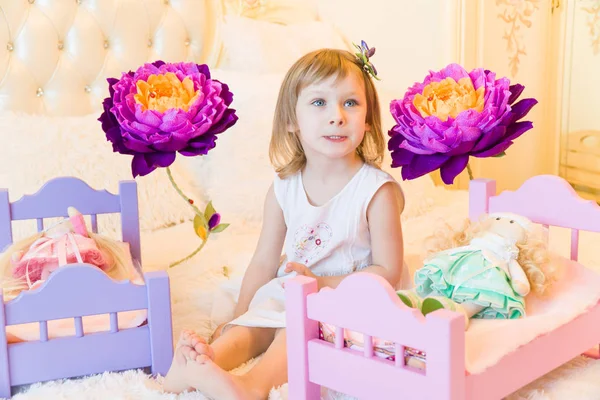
0;0;223;116
469;175;600;260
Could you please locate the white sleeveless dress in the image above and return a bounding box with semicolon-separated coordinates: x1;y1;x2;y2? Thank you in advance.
227;163;405;329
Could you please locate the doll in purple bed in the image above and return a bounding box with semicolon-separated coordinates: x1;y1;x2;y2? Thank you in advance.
0;206;130;297
397;212;557;330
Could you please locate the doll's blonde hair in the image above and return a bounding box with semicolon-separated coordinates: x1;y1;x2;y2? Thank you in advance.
0;231;131;297
424;216;555;296
269;48;385;178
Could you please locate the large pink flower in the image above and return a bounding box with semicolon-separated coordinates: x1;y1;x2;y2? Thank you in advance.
388;63;537;184
99;60;238;177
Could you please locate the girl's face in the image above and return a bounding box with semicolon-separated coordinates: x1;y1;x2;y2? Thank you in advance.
293;72;369;164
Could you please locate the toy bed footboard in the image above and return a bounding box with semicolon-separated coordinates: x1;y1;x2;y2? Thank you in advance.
0;264;173;398
285;273;466;400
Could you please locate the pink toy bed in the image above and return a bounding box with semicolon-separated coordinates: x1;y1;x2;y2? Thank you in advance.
0;177;174;399
285;174;600;400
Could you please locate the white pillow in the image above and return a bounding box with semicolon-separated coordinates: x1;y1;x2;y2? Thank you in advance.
0;111;201;241
176;69;438;233
376;82;438;218
218;15;349;74
176;69;282;232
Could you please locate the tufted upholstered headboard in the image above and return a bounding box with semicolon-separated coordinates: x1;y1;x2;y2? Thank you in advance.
0;0;223;116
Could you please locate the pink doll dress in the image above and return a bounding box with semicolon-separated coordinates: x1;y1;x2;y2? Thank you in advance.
10;212;111;288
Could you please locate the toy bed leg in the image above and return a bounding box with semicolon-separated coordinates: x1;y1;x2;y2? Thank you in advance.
285;276;320;400
0;189;12;253
119;181;142;266
146;271;174;377
0;292;11;399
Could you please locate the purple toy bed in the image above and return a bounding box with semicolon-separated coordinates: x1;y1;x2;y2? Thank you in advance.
0;177;173;398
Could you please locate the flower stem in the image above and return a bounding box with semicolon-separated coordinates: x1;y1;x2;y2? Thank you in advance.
466;163;474;180
166;167;202;215
165;166;207;267
169;236;208;268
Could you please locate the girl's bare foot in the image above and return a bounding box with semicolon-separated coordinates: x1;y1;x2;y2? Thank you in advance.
184;354;261;400
186;330;215;361
163;330;213;393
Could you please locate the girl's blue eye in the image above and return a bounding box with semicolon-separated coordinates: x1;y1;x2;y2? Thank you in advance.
312;100;325;106
345;99;357;107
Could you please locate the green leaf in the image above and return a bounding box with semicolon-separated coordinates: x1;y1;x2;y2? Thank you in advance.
211;223;230;233
204;201;217;221
194;213;208;228
193;214;208;240
493;151;506;158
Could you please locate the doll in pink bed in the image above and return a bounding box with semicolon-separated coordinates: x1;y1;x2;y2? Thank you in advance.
0;207;130;295
397;212;557;330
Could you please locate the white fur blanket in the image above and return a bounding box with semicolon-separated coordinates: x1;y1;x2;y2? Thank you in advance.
10;194;600;399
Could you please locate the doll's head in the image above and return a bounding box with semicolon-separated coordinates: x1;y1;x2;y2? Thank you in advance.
0;207;131;297
481;212;531;244
425;212;555;295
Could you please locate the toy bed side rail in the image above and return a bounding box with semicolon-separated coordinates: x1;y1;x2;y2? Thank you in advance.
286;273;466;400
0;265;172;398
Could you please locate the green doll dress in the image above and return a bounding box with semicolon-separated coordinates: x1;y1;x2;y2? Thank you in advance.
414;232;526;319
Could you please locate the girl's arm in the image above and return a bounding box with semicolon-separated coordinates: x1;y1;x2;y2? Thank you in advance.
232;183;287;319
320;182;405;289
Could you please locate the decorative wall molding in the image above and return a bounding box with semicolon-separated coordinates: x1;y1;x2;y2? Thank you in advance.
582;0;600;55
224;0;266;15
496;0;540;77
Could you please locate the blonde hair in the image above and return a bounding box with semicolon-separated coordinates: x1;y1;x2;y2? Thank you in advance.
424;217;555;296
0;231;131;298
269;48;385;178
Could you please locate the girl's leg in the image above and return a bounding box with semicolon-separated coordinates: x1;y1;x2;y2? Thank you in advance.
182;328;288;400
163;326;276;394
237;329;288;397
210;325;277;371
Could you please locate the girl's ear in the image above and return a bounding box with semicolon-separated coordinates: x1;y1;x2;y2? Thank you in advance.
287;122;297;133
365;122;371;132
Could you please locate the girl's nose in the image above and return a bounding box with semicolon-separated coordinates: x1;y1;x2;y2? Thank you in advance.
329;112;345;126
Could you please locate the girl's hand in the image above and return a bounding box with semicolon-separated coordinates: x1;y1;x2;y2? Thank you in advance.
284;262;322;289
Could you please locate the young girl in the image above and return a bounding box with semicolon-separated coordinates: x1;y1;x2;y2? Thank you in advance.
163;46;406;399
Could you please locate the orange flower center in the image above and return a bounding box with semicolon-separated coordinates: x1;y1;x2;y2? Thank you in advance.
134;72;200;112
412;77;484;121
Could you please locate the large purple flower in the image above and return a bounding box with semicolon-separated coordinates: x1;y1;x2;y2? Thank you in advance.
388;63;537;184
99;60;238;177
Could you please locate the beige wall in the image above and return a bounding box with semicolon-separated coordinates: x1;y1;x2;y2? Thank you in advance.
318;0;571;192
562;0;600;134
317;0;460;102
557;0;600;200
458;0;564;192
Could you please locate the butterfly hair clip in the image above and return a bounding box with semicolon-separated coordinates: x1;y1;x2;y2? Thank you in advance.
353;40;380;81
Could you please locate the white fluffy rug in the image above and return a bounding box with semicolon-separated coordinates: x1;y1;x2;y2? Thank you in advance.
11;256;600;400
10;194;600;400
